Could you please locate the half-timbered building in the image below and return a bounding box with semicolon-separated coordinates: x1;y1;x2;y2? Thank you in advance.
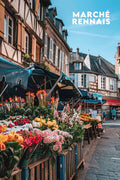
0;0;52;67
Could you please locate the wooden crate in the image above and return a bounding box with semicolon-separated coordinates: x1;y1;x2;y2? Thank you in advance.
75;142;83;169
28;156;56;180
0;169;22;180
57;146;76;180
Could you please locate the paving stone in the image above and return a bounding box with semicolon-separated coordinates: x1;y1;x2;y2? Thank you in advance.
77;127;120;180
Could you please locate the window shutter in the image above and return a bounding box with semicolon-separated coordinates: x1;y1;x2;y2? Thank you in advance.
55;46;58;66
21;23;25;53
32;35;36;61
61;52;64;72
98;75;101;89
75;74;78;87
35;0;40;16
44;33;47;57
86;74;89;88
78;73;81;87
106;77;109;90
49;38;53;62
59;50;62;69
0;1;5;39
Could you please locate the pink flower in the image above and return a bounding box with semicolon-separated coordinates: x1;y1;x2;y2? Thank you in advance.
43;136;52;143
54;110;59;118
56;141;62;146
66;104;70;112
77;105;81;112
53;145;59;151
58;146;62;153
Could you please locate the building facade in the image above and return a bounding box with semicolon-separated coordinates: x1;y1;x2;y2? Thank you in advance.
0;0;70;76
43;7;71;76
70;48;119;119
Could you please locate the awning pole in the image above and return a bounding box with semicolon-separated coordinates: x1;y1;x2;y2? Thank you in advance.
46;74;62;99
0;84;8;98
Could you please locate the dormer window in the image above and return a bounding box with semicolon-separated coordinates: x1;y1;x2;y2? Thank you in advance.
59;24;62;34
74;63;81;70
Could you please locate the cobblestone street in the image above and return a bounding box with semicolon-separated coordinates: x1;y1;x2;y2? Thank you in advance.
77;124;120;180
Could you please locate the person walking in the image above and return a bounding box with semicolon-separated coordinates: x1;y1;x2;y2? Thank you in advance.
111;108;116;121
103;111;106;122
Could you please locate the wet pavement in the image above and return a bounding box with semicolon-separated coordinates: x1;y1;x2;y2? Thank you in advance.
77;122;120;180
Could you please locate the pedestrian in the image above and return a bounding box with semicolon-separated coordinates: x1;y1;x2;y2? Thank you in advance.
111;108;116;121
102;111;106;122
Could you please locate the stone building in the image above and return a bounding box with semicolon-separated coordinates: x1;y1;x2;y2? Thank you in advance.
0;0;70;76
69;48;119;119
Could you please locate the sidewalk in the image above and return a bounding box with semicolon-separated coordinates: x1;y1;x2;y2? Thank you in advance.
103;120;120;128
76;127;120;180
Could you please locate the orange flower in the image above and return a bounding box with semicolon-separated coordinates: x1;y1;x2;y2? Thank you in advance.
22;98;25;103
30;93;35;97
0;143;6;151
5;100;8;102
26;92;31;95
9;97;13;102
36;90;42;95
14;96;17;101
0;103;3;106
44;93;48;96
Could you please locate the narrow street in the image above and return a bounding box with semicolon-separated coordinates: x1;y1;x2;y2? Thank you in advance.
77;122;120;180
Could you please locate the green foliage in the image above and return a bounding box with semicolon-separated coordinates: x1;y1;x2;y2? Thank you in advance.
0;142;22;178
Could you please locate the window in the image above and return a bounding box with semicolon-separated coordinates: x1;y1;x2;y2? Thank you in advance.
49;38;53;61
4;13;13;45
25;31;29;54
81;74;86;88
37;4;41;20
110;78;115;91
74;63;81;70
30;0;36;10
101;76;106;90
36;43;41;62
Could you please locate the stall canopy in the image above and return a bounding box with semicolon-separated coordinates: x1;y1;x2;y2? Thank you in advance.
79;90;105;104
57;73;82;101
103;99;120;106
26;65;60;92
0;60;82;101
0;56;29;88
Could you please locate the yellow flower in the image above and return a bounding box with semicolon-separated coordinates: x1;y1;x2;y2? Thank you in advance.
34;117;41;122
18;136;24;144
39;122;43;127
40;116;43;119
52;127;58;130
47;118;50;121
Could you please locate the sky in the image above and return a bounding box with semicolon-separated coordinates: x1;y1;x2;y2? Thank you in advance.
50;0;120;65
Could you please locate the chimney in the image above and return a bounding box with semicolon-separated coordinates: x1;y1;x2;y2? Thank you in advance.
76;48;79;55
117;43;120;58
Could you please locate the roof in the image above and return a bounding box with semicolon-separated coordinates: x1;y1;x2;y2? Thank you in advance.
70;52;117;78
55;18;64;26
